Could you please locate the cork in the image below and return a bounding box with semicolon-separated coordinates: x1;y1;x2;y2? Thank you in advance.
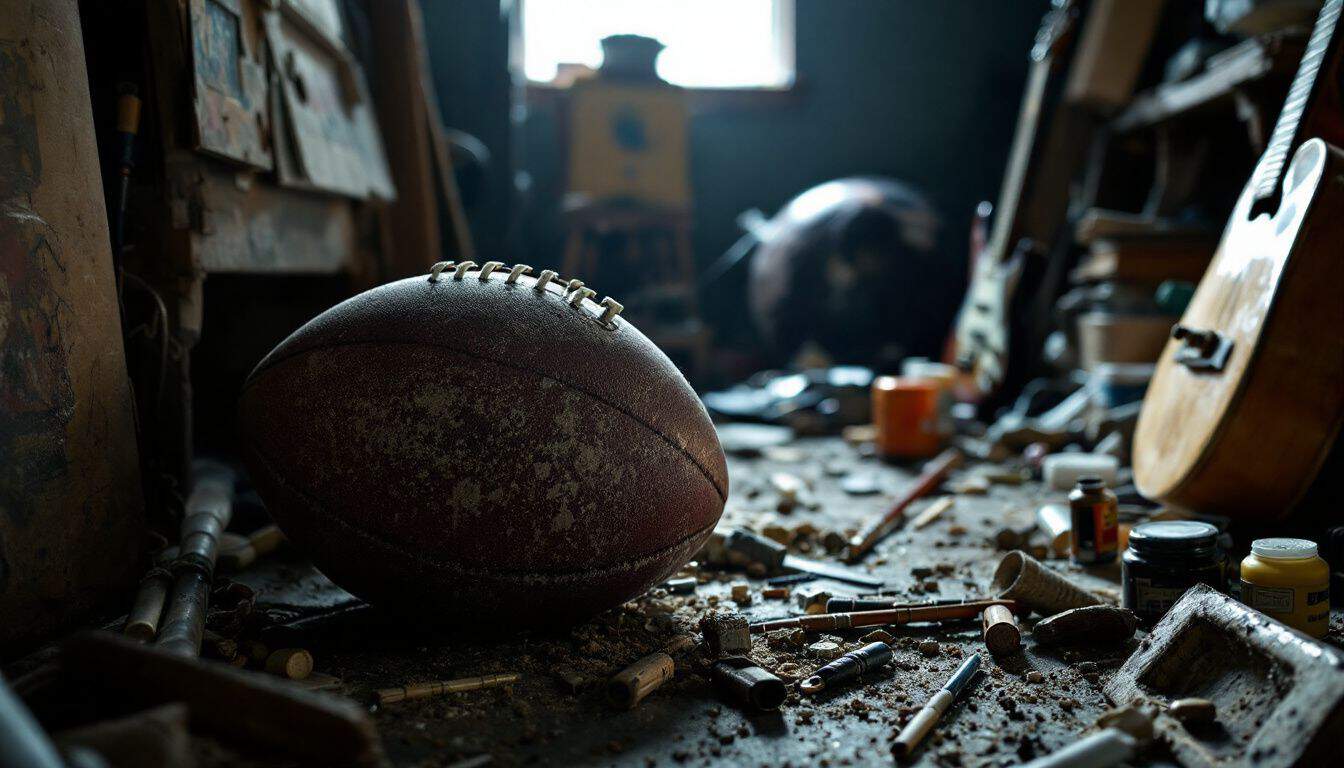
265;648;314;680
607;652;675;709
981;604;1021;657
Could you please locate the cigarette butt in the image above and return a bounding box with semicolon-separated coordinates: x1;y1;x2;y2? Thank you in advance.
981;604;1021;657
607;652;676;709
265;648;314;680
910;497;954;530
376;673;520;705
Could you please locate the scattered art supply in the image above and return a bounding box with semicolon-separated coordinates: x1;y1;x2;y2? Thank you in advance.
800;642;893;694
750;600;1017;634
846;448;962;563
376;673;520;705
1068;477;1119;564
1240;538;1329;638
893;653;982;758
1121;520;1225;625
724;529;885;588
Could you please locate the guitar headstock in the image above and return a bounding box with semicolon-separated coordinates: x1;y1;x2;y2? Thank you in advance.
1249;0;1344;218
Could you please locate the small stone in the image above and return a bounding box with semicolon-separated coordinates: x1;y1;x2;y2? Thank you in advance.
948;524;968;536
761;524;791;545
861;629;895;644
918;640;940;657
809;640;843;660
762;586;789;600
1169;698;1217;725
821;530;847;554
1025;671;1044;684
767;628;807;649
730;582;751;603
699;612;751;657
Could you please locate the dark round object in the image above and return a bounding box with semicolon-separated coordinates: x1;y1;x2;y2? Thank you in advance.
1122;520;1225;625
747;177;941;366
238;266;727;626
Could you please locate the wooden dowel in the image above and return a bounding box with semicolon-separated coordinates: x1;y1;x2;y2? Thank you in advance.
981;604;1022;657
749;599;1018;634
376;673;519;705
846;449;962;563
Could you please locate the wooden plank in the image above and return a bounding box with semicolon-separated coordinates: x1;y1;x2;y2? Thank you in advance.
0;0;144;652
369;0;440;278
187;0;273;169
1111;35;1303;133
1065;0;1165;110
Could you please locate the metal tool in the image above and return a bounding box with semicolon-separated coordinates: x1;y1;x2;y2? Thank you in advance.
723;529;884;588
800;642;892;694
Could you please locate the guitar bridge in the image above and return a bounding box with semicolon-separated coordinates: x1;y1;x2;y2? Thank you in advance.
1171;324;1234;372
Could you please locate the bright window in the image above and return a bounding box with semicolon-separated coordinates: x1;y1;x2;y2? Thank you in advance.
520;0;795;89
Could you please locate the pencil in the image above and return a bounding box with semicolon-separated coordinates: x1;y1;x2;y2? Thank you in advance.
892;653;981;758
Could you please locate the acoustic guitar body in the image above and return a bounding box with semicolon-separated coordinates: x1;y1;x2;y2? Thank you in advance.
1133;139;1344;515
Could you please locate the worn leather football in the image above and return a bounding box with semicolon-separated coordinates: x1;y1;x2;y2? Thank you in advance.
238;261;727;626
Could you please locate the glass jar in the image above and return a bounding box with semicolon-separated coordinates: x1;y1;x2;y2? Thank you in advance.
1240;538;1329;638
1069;476;1118;564
1121;520;1225;625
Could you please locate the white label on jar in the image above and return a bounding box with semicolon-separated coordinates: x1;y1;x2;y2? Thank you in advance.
1133;579;1188;613
1245;583;1295;614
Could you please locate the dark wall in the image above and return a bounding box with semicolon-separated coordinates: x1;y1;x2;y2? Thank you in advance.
420;0;514;258
424;0;1050;358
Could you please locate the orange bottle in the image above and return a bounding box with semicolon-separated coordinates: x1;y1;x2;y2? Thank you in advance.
872;376;943;459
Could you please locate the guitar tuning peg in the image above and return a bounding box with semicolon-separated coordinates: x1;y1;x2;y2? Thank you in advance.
533;269;558;292
452;261;478;280
478;261;504;280
568;287;597;308
428;261;455;282
506;264;533;284
598;297;624;325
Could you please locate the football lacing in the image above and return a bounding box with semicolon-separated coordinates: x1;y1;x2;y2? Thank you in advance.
427;261;624;328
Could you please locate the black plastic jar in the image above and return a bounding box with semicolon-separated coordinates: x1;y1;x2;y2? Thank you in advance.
1122;520;1225;625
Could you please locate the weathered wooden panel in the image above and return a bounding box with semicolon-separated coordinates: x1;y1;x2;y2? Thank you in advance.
0;0;144;651
265;0;395;200
188;0;273;169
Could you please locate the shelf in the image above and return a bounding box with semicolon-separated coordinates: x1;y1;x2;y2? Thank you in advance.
1110;34;1303;133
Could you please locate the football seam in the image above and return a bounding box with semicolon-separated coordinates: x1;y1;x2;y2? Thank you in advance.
244;338;727;501
245;441;718;583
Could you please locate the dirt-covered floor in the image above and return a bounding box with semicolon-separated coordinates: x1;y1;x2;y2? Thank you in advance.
223;435;1343;767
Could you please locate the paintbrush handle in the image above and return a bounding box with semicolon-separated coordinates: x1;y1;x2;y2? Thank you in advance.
846;448;962;563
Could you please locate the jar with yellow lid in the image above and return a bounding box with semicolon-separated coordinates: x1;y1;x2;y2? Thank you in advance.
1240;538;1329;638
